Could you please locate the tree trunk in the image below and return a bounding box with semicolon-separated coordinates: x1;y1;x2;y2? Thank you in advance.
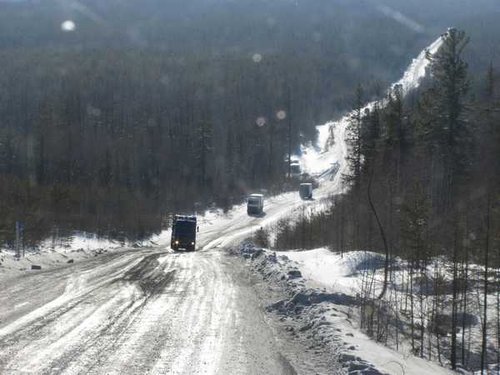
367;164;390;300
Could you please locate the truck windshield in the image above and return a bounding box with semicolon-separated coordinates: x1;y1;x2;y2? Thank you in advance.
175;221;195;235
248;198;260;205
291;164;301;174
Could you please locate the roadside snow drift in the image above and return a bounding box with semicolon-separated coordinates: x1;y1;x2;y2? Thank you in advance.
236;243;455;375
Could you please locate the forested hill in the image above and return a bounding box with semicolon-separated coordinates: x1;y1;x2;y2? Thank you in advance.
0;0;499;244
271;29;500;373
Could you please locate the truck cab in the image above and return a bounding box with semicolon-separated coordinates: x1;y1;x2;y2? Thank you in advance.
247;194;264;216
290;161;301;177
299;183;313;200
171;215;197;251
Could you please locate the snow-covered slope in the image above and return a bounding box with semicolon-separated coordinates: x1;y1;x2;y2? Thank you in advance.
237;244;454;375
299;35;443;186
278;247;499;375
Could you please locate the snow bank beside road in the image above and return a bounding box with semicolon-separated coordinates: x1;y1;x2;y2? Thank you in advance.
279;248;386;295
235;243;453;375
0;233;137;281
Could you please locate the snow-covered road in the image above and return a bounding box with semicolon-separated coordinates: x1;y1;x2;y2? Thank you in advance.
0;163;342;374
0;247;303;374
0;187;340;375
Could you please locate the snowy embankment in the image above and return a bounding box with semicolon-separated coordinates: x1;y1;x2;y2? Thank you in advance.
234;243;454;375
280;249;499;374
299;36;444;181
0;233;149;281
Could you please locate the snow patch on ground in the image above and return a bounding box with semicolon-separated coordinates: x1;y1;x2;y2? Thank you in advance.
0;233;137;281
279;248;386;295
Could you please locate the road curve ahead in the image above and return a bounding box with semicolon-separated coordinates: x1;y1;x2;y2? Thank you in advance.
0;248;301;374
0;185;340;375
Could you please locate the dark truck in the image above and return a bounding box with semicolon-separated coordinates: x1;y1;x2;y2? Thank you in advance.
171;215;198;251
247;194;264;216
299;182;313;200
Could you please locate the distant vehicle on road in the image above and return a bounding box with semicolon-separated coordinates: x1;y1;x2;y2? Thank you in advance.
290;161;301;177
171;215;198;251
247;194;264;216
299;183;313;200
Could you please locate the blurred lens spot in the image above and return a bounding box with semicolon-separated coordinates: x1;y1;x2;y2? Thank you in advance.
276;110;287;120
256;117;266;127
61;20;76;32
252;53;263;63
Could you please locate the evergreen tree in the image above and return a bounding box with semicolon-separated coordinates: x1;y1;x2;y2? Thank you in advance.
343;84;365;188
425;28;471;209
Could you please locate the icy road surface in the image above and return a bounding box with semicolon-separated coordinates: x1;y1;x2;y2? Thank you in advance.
0;253;294;374
0;189;334;375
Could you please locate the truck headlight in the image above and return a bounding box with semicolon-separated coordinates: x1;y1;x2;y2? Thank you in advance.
175;240;179;244
191;242;195;245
